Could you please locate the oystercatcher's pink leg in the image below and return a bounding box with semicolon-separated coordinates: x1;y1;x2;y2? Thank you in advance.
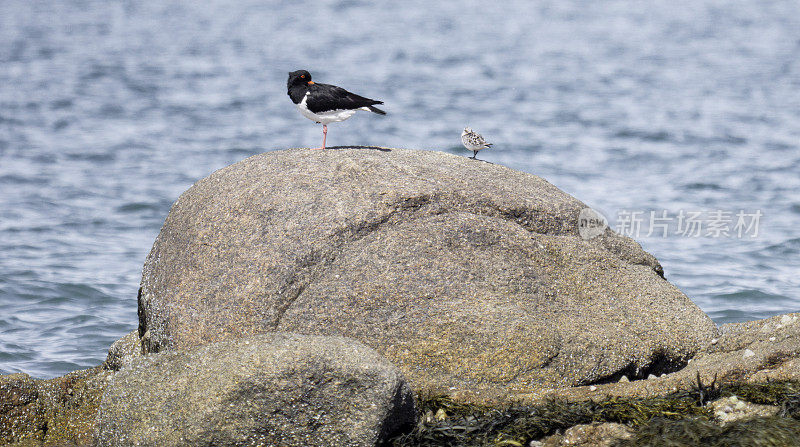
321;124;327;149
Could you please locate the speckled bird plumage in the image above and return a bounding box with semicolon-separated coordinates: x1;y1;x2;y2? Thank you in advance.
461;127;492;159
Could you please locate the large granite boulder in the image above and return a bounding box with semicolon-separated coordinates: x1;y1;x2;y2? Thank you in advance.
138;147;718;403
94;332;415;447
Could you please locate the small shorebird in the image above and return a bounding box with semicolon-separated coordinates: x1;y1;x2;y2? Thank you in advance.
461;127;492;160
287;70;386;149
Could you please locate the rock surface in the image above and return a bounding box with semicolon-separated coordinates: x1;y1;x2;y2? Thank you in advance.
102;330;141;372
538;422;633;447
0;367;110;446
527;312;800;404
138;147;717;403
707;396;780;425
0;373;39;446
94;332;415;447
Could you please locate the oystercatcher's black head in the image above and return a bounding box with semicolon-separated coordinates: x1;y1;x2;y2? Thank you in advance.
287;70;314;91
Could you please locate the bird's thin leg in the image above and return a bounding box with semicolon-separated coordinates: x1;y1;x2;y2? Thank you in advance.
321;124;327;149
471;151;478;159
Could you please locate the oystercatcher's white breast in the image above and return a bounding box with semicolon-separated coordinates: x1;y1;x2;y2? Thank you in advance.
296;92;358;125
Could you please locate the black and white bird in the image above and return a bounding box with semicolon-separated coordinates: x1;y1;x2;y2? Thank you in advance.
287;70;386;149
461;127;493;160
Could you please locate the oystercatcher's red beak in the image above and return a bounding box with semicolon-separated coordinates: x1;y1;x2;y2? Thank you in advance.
307;81;314;85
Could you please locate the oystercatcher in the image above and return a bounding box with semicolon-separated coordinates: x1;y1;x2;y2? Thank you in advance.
461;127;493;160
287;70;386;149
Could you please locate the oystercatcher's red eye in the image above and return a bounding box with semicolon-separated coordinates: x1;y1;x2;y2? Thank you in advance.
300;75;305;78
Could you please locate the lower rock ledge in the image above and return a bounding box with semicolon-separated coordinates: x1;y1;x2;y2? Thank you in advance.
387;380;800;447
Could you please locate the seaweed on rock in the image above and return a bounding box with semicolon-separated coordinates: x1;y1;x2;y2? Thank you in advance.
387;380;800;447
617;416;800;447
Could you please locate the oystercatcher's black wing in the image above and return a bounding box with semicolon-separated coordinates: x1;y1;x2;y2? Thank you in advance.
306;83;383;114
